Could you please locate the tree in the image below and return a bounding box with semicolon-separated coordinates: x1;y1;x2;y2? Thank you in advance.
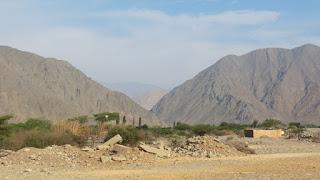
0;115;13;125
94;112;120;123
68;115;88;124
260;118;285;129
251;120;258;128
138;117;142;128
122;116;127;124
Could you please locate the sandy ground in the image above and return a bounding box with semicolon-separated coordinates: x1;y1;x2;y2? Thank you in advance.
1;138;320;180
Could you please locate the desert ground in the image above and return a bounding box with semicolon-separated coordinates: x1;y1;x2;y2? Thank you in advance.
1;137;320;180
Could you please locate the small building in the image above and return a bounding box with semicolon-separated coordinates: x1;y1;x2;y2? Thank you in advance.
244;129;284;138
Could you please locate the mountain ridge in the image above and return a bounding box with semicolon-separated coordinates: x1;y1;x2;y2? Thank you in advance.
152;44;320;125
0;46;161;125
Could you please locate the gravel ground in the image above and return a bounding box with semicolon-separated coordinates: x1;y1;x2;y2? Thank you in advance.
1;137;320;179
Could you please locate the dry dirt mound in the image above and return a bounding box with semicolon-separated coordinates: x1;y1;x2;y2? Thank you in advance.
174;136;244;158
0;135;246;176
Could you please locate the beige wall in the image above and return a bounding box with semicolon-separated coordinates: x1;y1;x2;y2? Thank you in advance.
252;129;283;138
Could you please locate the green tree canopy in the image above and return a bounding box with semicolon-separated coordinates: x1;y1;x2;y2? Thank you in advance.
260;118;285;129
94;112;120;123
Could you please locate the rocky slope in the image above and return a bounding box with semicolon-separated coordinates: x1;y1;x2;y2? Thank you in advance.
152;44;320;125
0;46;160;125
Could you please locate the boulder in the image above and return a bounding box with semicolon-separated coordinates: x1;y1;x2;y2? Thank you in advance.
112;144;131;154
96;134;123;150
100;156;112;163
111;155;127;162
81;147;94;152
139;143;171;158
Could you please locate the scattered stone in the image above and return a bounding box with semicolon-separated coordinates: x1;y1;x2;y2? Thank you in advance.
100;156;112;163
40;168;49;173
96;134;123;150
24;168;32;173
139;143;171;158
81;147;94;152
111;155;127;162
23;148;30;152
1;161;8;166
0;150;13;158
29;154;37;160
64;144;72;149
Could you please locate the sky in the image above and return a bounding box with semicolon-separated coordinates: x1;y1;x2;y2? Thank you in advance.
0;0;320;89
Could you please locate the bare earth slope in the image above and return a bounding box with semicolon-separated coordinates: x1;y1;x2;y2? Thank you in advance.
152;44;320;125
0;46;160;125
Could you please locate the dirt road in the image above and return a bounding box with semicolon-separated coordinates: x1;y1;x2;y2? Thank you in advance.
1;152;319;180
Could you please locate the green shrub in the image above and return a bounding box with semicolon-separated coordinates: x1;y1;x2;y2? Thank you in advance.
105;126;139;146
174;122;191;131
259;118;285;129
149;127;174;136
23;118;51;130
191;124;214;136
68;116;88;124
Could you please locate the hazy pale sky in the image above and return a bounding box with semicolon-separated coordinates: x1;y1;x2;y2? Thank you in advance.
1;0;320;88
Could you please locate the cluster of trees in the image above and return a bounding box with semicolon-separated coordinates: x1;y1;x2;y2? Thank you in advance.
68;112;144;127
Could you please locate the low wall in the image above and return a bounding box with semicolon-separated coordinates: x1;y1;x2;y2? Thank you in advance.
245;129;283;138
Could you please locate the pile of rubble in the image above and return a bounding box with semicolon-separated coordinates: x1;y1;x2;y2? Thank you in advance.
174;135;244;158
0;134;246;174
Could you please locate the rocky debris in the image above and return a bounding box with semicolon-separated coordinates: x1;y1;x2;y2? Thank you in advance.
174;136;244;158
111;155;127;162
112;144;132;154
96;134;122;150
0;150;13;158
139;143;171;158
29;154;38;160
100;156;112;163
81;147;94;152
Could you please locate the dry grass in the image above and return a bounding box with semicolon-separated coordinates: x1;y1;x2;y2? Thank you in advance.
52;120;82;136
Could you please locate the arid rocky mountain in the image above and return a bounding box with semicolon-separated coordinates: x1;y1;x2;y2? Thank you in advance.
152;44;320;125
133;89;167;110
0;46;161;125
106;82;167;110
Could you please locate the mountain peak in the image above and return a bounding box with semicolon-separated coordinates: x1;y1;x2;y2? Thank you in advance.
152;44;320;125
0;46;161;125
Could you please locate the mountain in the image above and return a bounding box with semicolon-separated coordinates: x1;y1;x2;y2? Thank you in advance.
105;82;167;110
133;89;168;110
152;44;320;125
0;46;161;125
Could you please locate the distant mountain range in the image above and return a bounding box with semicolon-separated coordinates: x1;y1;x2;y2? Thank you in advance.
105;82;167;110
152;44;320;125
0;46;161;125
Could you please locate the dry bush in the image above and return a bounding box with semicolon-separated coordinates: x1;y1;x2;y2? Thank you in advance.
96;122;108;137
52;120;82;136
0;129;78;151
